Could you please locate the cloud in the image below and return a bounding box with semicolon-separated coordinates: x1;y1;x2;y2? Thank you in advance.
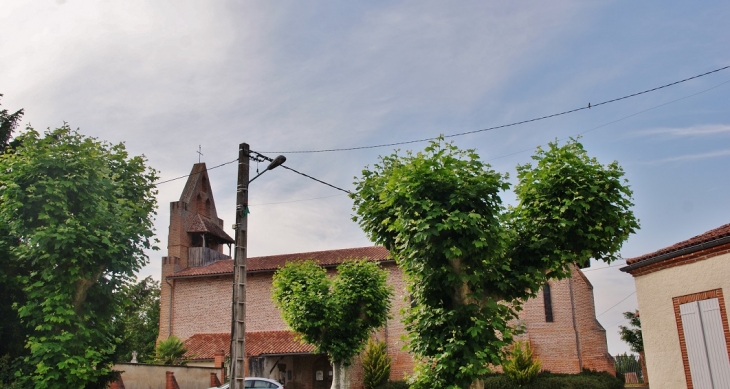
634;124;730;138
645;149;730;165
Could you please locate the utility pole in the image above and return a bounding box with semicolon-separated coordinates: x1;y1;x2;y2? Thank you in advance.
230;143;249;389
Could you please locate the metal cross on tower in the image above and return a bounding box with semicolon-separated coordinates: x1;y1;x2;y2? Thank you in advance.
197;145;204;163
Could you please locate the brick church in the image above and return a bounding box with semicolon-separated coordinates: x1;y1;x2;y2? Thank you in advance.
158;163;615;389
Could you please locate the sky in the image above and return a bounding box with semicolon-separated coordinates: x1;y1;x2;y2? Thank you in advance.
2;1;729;357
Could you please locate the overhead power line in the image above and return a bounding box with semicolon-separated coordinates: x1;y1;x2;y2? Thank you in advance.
153;66;730;187
153;149;351;196
153;158;237;185
279;165;352;194
260;65;730;154
581;261;626;272
250;149;352;194
486;77;730;162
250;193;345;206
597;291;636;318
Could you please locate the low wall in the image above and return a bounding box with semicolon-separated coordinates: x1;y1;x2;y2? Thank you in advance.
113;363;222;389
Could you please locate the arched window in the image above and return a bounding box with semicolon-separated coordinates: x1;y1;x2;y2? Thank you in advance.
543;283;554;322
197;194;209;217
201;176;209;193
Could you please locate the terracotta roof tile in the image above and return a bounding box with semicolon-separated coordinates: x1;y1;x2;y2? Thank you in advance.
172;259;233;278
247;331;316;357
180;163;206;203
247;246;390;272
188;214;234;243
626;223;730;265
185;333;230;361
184;331;316;360
170;246;390;278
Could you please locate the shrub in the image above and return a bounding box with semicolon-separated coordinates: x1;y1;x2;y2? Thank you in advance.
503;341;541;386
154;336;189;365
363;339;391;389
375;380;409;389
483;370;623;389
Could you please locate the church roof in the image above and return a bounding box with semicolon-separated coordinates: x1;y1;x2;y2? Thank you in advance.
179;163;207;203
184;331;316;360
187;214;234;243
624;222;730;267
169;246;391;278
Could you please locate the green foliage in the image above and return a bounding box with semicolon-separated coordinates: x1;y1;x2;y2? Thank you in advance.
0;354;26;389
375;380;409;389
0;125;158;388
114;277;161;363
618;311;643;353
272;260;392;366
503;341;541;386
362;339;391;389
0;94;24;153
614;353;643;383
352;138;638;389
154;336;189;365
482;370;623;389
0;96;27;386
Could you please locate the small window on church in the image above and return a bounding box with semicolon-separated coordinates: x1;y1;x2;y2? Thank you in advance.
201;176;209;193
543;283;554;322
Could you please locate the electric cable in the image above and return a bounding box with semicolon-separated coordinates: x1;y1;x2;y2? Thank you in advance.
153;158;237;185
260;65;730;154
486;77;730;162
597;291;636;318
152;70;730;187
581;261;626;272
249;193;345;206
250;149;352;194
279;165;352;194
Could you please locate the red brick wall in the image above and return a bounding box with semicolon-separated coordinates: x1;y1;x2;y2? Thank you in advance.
246;272;289;331
158;167;228;344
172;276;233;341
572;269;615;375
517;266;614;374
382;263;414;382
164;265;614;379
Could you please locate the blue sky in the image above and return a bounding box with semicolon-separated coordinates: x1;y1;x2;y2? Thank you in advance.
2;1;729;356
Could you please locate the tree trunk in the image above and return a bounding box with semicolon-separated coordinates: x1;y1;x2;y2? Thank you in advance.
72;266;105;315
330;361;350;389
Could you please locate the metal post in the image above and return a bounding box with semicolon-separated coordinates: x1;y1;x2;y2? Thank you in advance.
230;143;249;389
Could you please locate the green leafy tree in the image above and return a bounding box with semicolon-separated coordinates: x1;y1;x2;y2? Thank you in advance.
272;260;392;389
618;311;647;383
352;138;638;389
503;341;541;386
0;96;28;387
154;336;189;365
618;311;642;353
0;125;158;388
0;94;24;153
362;339;391;389
114;276;161;363
614;353;643;383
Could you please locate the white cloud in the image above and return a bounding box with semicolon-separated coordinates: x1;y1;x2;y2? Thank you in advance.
635;124;730;138
646;149;730;165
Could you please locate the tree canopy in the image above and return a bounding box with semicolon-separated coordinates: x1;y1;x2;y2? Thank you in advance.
0;94;24;153
114;276;161;364
0;125;158;388
272;260;392;389
618;311;643;353
352;138;638;389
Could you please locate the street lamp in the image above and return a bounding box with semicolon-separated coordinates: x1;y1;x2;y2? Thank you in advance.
230;143;285;389
249;154;287;183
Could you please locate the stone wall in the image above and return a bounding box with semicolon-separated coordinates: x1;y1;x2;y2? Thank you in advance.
113;363;220;389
